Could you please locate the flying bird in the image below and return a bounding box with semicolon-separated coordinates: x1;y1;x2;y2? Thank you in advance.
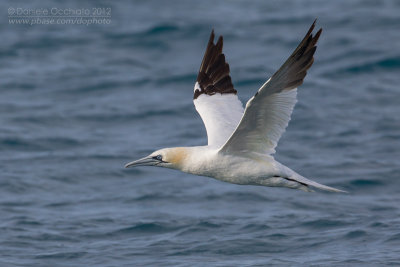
125;21;345;193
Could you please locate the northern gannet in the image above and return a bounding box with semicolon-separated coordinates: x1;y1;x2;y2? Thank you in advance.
125;21;345;193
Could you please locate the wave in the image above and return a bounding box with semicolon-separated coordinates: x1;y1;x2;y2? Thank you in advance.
327;55;400;77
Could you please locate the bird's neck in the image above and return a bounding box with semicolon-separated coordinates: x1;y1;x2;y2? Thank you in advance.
165;146;212;172
166;147;190;168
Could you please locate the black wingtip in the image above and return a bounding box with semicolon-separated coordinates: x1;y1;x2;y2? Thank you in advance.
195;29;237;99
313;28;323;45
263;19;323;94
209;29;215;43
306;19;317;37
312;18;318;28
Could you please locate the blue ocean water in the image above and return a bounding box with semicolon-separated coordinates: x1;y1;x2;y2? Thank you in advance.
1;0;400;266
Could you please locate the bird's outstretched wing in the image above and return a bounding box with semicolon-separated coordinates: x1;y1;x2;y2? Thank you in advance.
220;21;322;155
193;30;244;148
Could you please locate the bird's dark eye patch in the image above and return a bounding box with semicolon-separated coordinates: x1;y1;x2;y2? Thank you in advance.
153;155;163;161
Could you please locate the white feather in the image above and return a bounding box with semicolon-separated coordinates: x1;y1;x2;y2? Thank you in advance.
220;88;297;155
194;89;244;148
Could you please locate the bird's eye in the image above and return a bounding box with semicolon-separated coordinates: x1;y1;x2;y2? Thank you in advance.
153;155;162;161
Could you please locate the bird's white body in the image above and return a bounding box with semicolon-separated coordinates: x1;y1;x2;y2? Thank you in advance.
173;147;283;185
125;21;346;193
153;146;341;192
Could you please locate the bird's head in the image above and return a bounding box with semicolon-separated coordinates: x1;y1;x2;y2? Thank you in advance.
125;147;189;170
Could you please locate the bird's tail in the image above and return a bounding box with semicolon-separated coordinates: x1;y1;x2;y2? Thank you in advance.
290;173;347;193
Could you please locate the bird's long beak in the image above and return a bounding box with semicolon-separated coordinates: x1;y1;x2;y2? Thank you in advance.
125;157;158;168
